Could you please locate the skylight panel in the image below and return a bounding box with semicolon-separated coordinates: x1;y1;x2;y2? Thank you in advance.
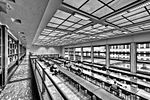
113;19;128;25
83;26;92;30
63;0;88;8
133;16;150;23
78;20;91;25
67;16;81;22
127;11;148;21
47;23;59;27
98;26;106;30
50;17;64;24
72;24;82;28
93;24;102;28
141;23;150;29
54;10;71;19
109;0;137;10
80;0;103;13
118;22;132;26
49;32;58;36
38;35;45;39
107;12;126;22
67;27;76;31
123;8;145;17
58;25;68;29
127;27;143;32
44;29;53;32
62;21;74;26
93;6;113;18
44;37;50;40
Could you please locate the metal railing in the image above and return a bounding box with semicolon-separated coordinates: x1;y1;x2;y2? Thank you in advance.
29;56;69;100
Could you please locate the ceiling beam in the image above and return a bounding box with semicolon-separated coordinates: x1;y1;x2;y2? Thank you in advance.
32;0;63;44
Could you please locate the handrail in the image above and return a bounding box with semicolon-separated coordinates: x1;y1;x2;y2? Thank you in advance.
33;60;52;100
35;60;69;100
30;56;69;100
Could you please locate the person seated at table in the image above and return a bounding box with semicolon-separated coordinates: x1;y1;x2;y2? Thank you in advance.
76;68;82;76
50;64;55;72
110;81;119;96
101;66;107;71
52;68;59;75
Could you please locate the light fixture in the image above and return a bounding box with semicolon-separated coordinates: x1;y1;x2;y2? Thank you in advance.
11;18;21;24
74;13;90;20
8;0;15;3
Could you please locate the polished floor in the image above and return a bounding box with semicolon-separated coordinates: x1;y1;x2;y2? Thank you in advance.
0;57;33;100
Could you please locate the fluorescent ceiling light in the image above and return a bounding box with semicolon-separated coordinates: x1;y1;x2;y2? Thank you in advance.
74;13;90;20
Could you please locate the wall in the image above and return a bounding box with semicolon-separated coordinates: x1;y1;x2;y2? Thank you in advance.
63;30;150;48
29;45;63;56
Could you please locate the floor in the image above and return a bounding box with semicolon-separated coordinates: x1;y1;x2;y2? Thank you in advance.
0;57;33;100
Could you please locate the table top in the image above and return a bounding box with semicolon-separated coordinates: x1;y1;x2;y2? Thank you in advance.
58;66;121;100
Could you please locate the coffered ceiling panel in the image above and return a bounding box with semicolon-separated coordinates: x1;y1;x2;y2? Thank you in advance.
33;0;149;46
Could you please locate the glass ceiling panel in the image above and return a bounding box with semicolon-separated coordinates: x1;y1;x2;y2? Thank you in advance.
63;0;88;8
44;37;50;40
103;32;114;36
54;10;71;19
49;32;58;36
38;35;45;39
67;16;81;22
123;8;145;17
107;14;125;22
41;32;49;35
126;27;143;32
67;27;76;31
72;24;83;28
118;22;132;27
141;23;150;29
83;26;92;30
62;21;74;26
93;24;102;28
113;19;128;25
109;0;137;10
127;11;148;21
58;25;68;29
78;20;91;25
93;6;113;18
47;23;59;27
133;16;150;23
80;0;104;14
112;30;123;34
100;0;112;4
107;1;150;27
50;17;64;24
44;29;53;32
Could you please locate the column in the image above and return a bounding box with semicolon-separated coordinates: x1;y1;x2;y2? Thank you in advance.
1;25;8;87
106;45;110;69
73;48;76;61
91;46;94;63
16;40;19;65
131;42;137;73
81;47;83;62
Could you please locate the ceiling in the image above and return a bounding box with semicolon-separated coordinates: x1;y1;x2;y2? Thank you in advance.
1;0;150;47
0;0;48;48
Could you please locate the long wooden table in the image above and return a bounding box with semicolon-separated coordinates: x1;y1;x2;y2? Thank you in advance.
57;66;121;100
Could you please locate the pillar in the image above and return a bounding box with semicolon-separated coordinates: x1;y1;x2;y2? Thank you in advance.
1;25;8;87
106;45;110;69
131;42;137;73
